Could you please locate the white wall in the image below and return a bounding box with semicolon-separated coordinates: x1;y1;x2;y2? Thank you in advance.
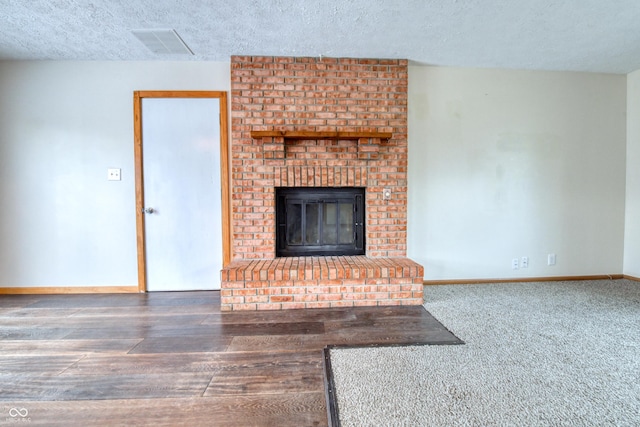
0;60;631;287
624;70;640;278
408;66;627;280
0;61;230;288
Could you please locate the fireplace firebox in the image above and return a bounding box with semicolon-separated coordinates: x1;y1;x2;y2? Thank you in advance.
276;187;365;257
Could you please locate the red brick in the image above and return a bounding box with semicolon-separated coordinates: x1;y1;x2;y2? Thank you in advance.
293;294;318;302
342;293;366;300
330;301;356;308
258;288;282;295
245;296;269;303
390;291;412;299
318;293;342;301
366;292;390;300
233;289;257;296
225;55;421;310
305;302;332;309
353;300;379;307
270;296;294;303
233;303;257;311
279;302;306;310
255;303;282;310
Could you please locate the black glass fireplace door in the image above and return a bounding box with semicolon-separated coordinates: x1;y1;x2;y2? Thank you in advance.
276;188;365;257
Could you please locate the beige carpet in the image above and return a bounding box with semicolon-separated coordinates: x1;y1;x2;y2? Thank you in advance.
329;279;640;426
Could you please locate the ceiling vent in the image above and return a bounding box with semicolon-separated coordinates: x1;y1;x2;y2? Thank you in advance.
131;29;193;55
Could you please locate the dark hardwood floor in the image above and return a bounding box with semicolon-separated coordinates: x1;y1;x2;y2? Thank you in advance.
0;291;461;426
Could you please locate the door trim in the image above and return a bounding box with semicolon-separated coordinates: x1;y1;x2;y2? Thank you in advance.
133;91;231;292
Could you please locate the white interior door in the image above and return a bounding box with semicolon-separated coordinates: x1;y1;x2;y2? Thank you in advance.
141;97;222;291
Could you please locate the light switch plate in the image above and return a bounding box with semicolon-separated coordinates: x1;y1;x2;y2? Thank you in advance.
108;168;121;181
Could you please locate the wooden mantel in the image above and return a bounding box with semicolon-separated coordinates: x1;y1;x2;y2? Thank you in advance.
250;130;392;141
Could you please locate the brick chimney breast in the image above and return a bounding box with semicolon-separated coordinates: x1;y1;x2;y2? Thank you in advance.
223;56;421;311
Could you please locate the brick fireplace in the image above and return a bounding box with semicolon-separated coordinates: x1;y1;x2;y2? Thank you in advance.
221;55;423;311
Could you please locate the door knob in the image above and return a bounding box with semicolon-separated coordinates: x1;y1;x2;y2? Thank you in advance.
143;207;155;214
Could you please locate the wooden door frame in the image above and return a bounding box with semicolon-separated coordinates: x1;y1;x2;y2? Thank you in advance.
133;91;231;292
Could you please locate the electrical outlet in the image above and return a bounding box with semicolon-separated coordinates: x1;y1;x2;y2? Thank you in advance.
521;256;529;268
108;168;121;181
548;253;556;266
512;258;519;269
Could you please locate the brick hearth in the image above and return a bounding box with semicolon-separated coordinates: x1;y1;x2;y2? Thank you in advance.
222;55;423;311
221;256;423;311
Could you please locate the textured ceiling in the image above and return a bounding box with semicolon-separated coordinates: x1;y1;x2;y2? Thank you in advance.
1;0;640;74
